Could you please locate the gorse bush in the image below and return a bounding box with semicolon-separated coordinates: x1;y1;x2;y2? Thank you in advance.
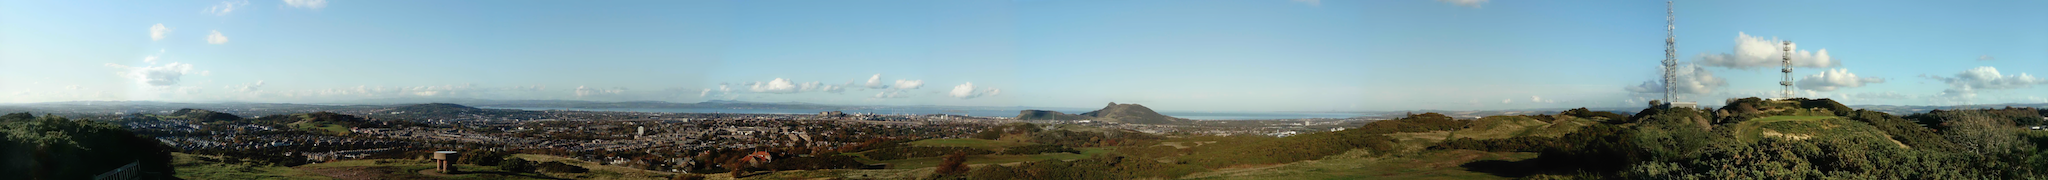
861;147;991;161
1355;112;1469;134
0;113;178;180
998;144;1078;155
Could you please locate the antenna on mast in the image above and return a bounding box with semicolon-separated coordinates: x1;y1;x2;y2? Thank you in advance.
1662;1;1677;103
1781;41;1794;99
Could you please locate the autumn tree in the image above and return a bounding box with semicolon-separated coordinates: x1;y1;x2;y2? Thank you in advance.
936;151;971;175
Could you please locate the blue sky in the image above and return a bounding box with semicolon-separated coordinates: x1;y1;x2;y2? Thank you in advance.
1;0;2044;112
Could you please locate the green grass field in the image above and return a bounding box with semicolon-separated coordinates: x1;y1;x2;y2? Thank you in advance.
288;121;351;136
904;138;1028;150
171;153;334;180
507;154;676;180
1450;116;1551;140
1519;117;1595;138
1180;149;1532;180
1752;115;1838;123
879;147;1107;169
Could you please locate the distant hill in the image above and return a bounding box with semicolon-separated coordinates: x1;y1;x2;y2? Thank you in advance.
171;108;243;121
265;112;380;135
393;103;484;114
1015;110;1091;120
1016;102;1188;124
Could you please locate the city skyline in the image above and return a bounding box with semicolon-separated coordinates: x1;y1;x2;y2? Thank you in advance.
3;0;2046;112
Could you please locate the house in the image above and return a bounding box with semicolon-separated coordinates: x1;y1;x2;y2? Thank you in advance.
740;151;773;166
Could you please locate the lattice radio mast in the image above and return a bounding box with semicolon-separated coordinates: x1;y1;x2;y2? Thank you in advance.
1780;41;1793;99
1662;1;1678;103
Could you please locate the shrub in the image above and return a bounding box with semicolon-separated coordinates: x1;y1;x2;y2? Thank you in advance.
672;174;705;180
537;161;588;173
999;144;1079;155
1355;112;1470;134
862;147;992;160
936;152;970;175
499;158;533;173
1561;108;1627;121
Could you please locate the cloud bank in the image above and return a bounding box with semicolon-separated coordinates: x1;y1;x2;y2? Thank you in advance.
105;62;197;87
1795;68;1884;92
947;82;1001;99
150;24;169;41
1697;32;1839;69
206;30;229;44
1625;64;1727;97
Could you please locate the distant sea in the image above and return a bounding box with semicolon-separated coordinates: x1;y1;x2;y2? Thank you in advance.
482;107;1370;120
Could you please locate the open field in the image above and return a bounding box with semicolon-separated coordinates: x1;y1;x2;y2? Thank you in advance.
289;121;351;136
1181;149;1532;180
1450;116;1550;140
1752;115;1839;123
172;153;334;180
879;147;1108;169
507;154;677;180
905;138;1028;150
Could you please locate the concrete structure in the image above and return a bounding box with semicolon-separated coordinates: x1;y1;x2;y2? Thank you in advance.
433;151;458;173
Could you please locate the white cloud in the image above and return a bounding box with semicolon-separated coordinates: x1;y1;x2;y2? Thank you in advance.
873;91;908;99
894;80;924;89
1697;32;1839;69
1926;66;2048;90
864;74;887;89
1978;55;1995;61
105;62;197;87
203;0;249;16
699;84;735;98
1921;66;2048;105
1436;0;1488;8
1795;68;1885;92
229;80;265;93
748;78;801;93
1501;99;1512;104
206;30;229;44
1848;91;1912;99
857;74;924;90
947;82;1001;99
283;0;328;10
820;84;846;93
574;86;626;97
1531;96;1542;103
149;24;170;41
1626;64;1728;97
